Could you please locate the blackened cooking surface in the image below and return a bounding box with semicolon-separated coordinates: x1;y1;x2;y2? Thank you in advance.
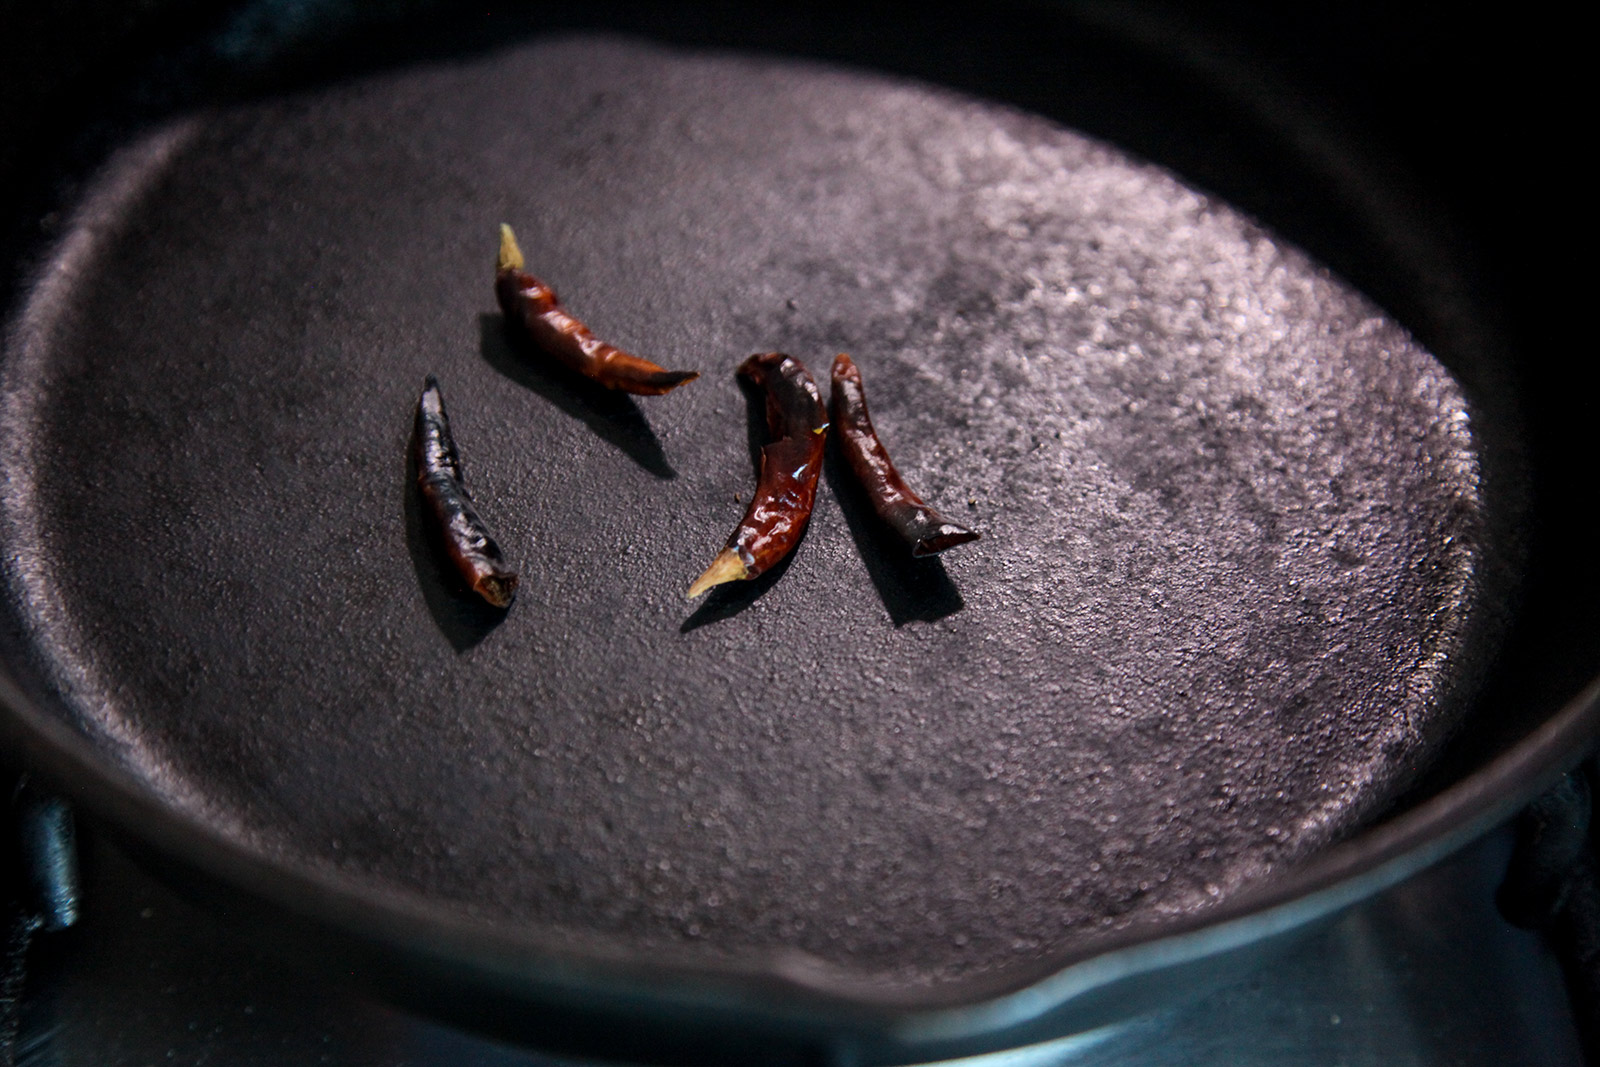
0;37;1492;989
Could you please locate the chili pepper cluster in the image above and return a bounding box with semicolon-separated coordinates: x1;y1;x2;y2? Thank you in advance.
414;226;979;610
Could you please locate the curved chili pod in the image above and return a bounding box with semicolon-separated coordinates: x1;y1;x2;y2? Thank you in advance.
687;353;828;598
830;353;979;556
494;225;699;396
415;376;519;607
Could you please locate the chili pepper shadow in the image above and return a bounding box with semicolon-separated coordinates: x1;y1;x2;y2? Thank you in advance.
823;439;965;626
679;371;804;632
477;314;676;479
403;424;510;651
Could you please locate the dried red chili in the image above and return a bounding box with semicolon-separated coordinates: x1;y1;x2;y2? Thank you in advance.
495;225;699;396
415;376;519;607
830;353;979;556
688;353;828;598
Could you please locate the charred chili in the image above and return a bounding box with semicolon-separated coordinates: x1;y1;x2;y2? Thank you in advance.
688;353;828;598
830;353;978;556
495;225;699;396
414;376;519;607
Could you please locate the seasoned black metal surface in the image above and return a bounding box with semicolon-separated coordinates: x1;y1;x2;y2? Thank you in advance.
0;36;1497;990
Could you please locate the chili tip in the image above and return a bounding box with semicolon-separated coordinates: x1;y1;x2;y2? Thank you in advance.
475;573;519;608
497;223;526;272
687;548;751;599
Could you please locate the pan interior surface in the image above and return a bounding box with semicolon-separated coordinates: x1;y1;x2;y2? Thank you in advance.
0;35;1497;992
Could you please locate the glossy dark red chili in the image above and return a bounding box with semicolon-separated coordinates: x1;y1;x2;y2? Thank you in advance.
414;376;519;607
688;353;828;598
494;225;699;396
830;353;979;556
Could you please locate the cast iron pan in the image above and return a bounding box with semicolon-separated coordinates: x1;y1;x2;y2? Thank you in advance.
1;4;1596;1064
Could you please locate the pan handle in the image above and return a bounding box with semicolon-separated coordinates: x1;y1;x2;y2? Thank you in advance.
1497;759;1600;1062
2;776;79;1067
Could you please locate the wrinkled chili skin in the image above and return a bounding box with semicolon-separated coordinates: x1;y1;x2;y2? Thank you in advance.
494;268;698;396
684;352;828;598
830;353;979;557
724;352;829;575
415;377;519;607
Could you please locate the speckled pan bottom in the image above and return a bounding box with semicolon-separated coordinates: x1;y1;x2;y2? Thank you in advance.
0;35;1495;989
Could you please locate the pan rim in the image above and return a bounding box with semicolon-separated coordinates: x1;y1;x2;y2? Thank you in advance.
4;665;1598;1049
